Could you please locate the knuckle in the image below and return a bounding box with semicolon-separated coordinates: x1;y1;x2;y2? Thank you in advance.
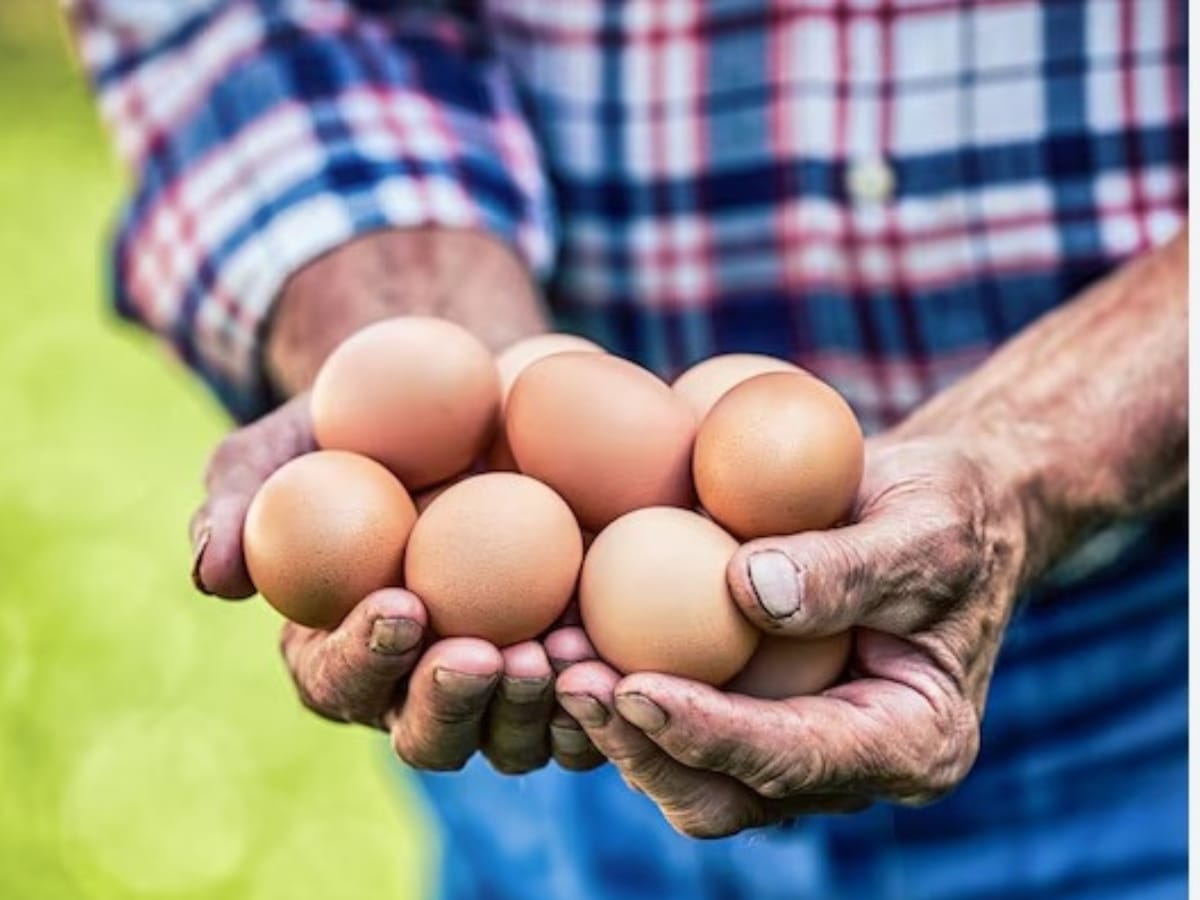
740;746;821;799
668;797;755;840
486;733;550;775
627;744;676;783
754;775;798;801
298;673;344;721
422;755;472;773
673;813;739;840
557;752;604;773
917;505;978;595
823;537;872;606
392;731;470;772
898;700;979;802
673;737;728;771
390;730;426;769
294;681;346;725
936;703;981;791
206;433;249;483
486;750;547;776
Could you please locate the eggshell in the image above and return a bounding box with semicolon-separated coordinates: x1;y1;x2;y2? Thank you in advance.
311;317;500;489
672;353;802;419
726;632;852;699
243;451;417;629
506;353;697;531
486;333;604;471
580;507;759;685
694;371;864;538
405;472;583;646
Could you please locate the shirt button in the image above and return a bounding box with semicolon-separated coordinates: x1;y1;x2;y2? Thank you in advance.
845;158;896;204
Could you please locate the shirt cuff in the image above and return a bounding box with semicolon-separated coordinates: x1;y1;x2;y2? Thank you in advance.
99;3;556;421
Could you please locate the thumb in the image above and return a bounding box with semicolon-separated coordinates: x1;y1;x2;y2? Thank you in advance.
727;519;907;638
192;394;315;598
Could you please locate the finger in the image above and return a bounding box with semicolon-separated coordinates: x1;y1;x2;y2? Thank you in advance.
389;638;503;771
192;396;315;598
727;514;925;637
543;626;596;674
549;710;604;771
557;662;767;838
281;588;427;728
542;627;603;770
616;642;974;804
481;642;555;775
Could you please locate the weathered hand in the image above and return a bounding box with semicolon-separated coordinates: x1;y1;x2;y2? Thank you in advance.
191;393;601;775
558;436;1028;837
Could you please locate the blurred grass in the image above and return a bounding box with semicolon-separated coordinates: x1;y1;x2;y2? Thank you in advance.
0;4;433;898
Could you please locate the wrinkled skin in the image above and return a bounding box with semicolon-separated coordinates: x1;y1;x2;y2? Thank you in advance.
189;228;1185;830
554;230;1188;838
557;437;1026;836
192;394;604;774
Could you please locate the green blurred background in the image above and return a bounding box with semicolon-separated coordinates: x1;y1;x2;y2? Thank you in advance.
0;4;433;897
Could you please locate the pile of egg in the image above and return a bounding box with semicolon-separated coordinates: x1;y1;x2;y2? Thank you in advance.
243;318;863;697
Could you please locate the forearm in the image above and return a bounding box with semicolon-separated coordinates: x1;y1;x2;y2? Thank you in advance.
896;229;1188;582
264;228;549;398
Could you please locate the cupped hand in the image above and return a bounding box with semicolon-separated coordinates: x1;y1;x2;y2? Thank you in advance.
558;436;1028;837
191;394;601;774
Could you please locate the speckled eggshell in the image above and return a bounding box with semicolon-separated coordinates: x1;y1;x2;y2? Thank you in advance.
672;353;802;419
726;631;853;699
243;450;417;629
506;353;697;532
404;472;583;646
580;507;759;685
486;333;604;471
311;317;500;490
694;371;864;539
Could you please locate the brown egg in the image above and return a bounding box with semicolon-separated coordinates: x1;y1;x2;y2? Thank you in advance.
405;473;583;646
726;632;852;700
580;507;759;685
243;451;417;629
486;333;605;471
672;353;802;419
506;353;697;531
311;317;500;489
694;371;864;538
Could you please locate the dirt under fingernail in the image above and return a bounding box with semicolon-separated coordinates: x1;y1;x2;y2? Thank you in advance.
190;527;212;595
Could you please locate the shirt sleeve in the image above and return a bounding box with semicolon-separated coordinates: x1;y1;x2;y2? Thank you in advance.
67;0;558;422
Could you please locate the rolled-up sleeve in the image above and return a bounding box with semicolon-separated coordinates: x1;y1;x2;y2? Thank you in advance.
67;0;557;421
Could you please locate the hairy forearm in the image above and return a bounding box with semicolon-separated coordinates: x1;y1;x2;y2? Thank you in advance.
264;228;549;397
896;229;1188;582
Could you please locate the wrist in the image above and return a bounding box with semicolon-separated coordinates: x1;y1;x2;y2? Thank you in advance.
263;228;549;397
890;234;1187;586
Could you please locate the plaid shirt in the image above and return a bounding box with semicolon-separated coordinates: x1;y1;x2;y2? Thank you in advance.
69;0;1187;428
70;5;1188;899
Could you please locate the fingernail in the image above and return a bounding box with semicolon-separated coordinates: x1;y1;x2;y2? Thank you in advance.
502;676;552;704
558;692;609;727
550;722;591;755
748;550;801;619
369;618;423;655
433;669;498;698
615;692;668;734
190;527;212;595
